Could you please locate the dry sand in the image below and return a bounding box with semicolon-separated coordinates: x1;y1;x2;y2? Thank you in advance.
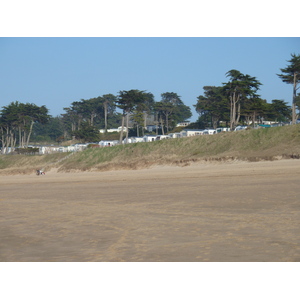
1;159;300;262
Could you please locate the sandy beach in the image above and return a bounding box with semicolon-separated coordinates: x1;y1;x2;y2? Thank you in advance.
1;159;300;262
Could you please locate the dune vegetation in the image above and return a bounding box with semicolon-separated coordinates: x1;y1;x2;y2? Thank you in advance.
1;124;300;175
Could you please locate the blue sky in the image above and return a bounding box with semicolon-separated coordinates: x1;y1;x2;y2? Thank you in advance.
1;37;299;122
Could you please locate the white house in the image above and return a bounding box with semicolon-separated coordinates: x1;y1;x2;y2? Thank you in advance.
132;137;144;143
155;135;170;141
99;126;128;133
123;137;144;144
180;129;204;137
99;140;119;147
67;145;76;152
143;135;158;142
216;127;230;133
203;129;217;135
168;132;182;139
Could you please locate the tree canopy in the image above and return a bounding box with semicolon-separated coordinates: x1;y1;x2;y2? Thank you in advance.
0;101;49;152
277;53;300;124
222;69;262;130
116;89;149;143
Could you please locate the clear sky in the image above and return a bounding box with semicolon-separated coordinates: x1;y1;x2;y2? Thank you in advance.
1;37;299;122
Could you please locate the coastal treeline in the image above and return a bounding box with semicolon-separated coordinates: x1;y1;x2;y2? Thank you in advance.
1;54;300;146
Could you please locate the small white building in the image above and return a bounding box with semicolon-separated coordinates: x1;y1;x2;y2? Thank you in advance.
180;129;204;137
67;145;76;152
216;127;231;133
99;140;119;147
203;129;217;135
132;137;144;143
234;126;248;131
73;144;88;151
143;135;158;142
123;137;134;144
168;132;182;139
38;145;62;154
99;126;128;133
155;135;170;141
123;137;144;144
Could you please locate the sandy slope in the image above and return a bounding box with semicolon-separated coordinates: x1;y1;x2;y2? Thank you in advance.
1;159;300;261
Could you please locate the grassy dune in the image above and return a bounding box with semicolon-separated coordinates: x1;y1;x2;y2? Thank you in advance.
1;124;300;174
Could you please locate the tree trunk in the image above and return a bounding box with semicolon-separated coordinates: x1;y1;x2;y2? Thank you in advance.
230;90;241;130
155;112;159;135
119;114;125;144
1;127;8;154
143;112;147;128
126;113;129;143
230;95;236;131
19;126;22;147
212;116;218;129
142;112;147;136
26;120;34;147
90;113;94;126
236;102;241;125
160;116;165;135
292;72;298;124
253;111;256;127
165;114;169;133
104;102;108;132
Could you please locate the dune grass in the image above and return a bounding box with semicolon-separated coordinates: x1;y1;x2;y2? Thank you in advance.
58;124;300;172
1;124;300;174
0;152;70;174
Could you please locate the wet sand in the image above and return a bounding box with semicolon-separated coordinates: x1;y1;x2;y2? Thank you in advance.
1;159;300;261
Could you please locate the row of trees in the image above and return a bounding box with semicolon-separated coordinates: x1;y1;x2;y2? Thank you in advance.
195;54;300;130
60;90;192;142
195;71;292;129
116;90;191;142
0;91;192;148
1;54;299;148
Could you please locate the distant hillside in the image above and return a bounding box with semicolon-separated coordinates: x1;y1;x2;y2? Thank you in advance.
1;124;300;174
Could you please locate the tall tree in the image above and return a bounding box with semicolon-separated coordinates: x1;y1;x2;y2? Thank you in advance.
23;103;49;146
82;97;103;126
102;94;117;132
73;121;100;142
277;53;300;124
159;92;192;132
195;86;229;129
223;70;262;130
116;89;146;143
62;94;119;140
142;92;155;135
63;101;85;131
265;99;291;122
154;101;173;134
33;116;66;142
242;97;267;126
131;110;144;137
